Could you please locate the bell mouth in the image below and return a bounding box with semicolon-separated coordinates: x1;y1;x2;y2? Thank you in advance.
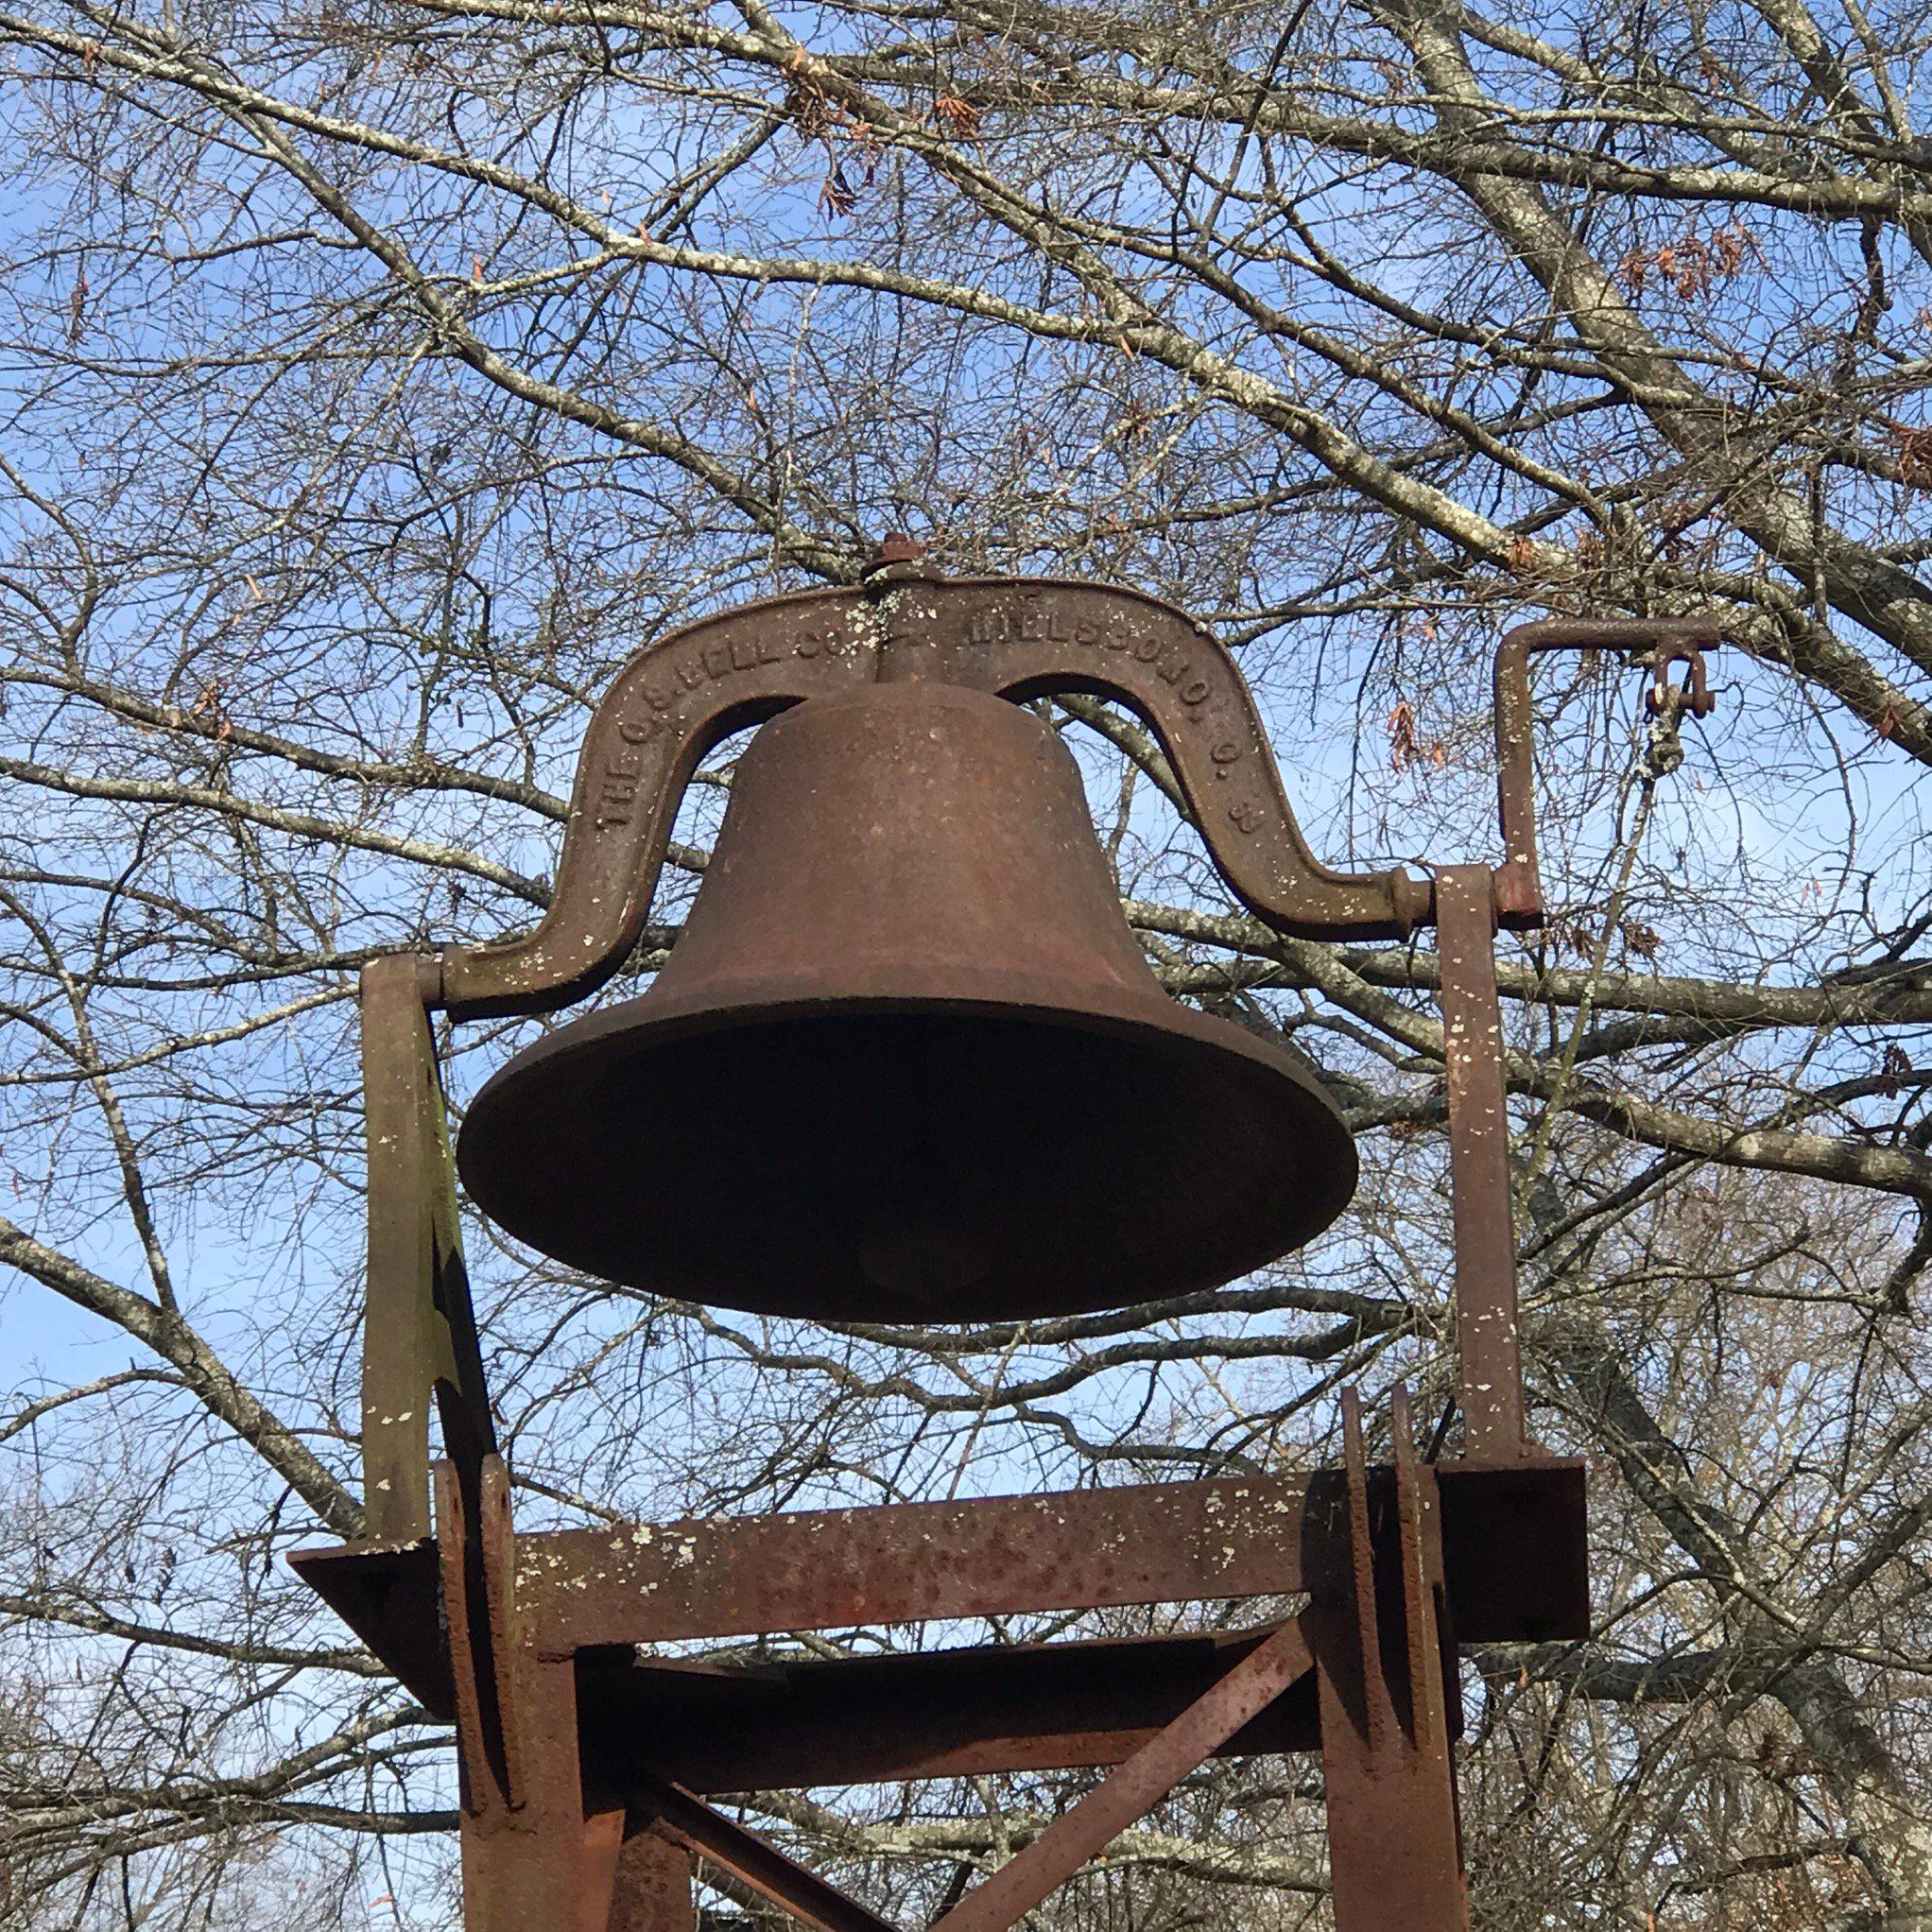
457;993;1357;1323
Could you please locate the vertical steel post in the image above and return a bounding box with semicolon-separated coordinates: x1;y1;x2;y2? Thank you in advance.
359;957;495;1539
1435;867;1528;1463
608;1831;696;1932
1314;1391;1470;1931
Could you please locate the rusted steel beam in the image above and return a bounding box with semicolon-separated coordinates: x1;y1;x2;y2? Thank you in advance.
1437;865;1530;1463
359;954;451;1541
437;1457;524;1816
927;1617;1316;1932
578;1624;1320;1793
609;1829;696;1932
632;1774;899;1932
1315;1390;1470;1932
359;953;495;1540
517;1477;1313;1650
457;1649;626;1932
1391;1392;1458;1783
434;1450;628;1932
286;1457;1588;1716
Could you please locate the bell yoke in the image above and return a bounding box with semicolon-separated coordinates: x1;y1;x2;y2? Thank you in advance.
294;541;1722;1932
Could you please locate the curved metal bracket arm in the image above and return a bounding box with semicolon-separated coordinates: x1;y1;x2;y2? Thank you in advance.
1492;616;1723;930
437;584;875;1020
909;578;1432;943
435;573;1431;1020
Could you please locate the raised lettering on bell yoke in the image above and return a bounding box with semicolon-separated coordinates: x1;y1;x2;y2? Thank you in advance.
967;596;1213;714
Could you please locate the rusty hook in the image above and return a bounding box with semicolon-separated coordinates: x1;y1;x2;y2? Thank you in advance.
1492;616;1724;928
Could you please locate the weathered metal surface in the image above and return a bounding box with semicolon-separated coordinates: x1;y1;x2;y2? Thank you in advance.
1392;1395;1456;1764
857;529;933;582
297;555;1665;1930
1437;865;1531;1463
1647;640;1716;720
578;1624;1320;1792
358;954;494;1541
632;1774;899;1932
864;577;1431;941
434;1454;630;1932
517;1477;1315;1649
288;1458;1586;1717
436;1456;524;1815
608;1829;696;1932
928;1617;1318;1932
1492;616;1721;927
1435;1458;1589;1640
457;1647;627;1932
1315;1390;1471;1932
287;1534;450;1710
457;681;1359;1321
433;559;1426;1023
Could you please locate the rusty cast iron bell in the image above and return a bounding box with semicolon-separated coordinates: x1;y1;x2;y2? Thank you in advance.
457;680;1357;1321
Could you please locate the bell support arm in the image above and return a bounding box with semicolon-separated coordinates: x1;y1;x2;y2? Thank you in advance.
430;579;1719;1024
437;586;879;1022
416;556;1724;1003
954;595;1721;943
1492;615;1722;928
888;577;1433;941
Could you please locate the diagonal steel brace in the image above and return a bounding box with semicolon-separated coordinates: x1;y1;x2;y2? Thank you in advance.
926;1617;1317;1932
631;1774;896;1932
629;1623;1318;1932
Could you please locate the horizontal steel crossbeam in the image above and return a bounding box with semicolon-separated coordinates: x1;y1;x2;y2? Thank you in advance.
579;1623;1319;1792
517;1475;1315;1649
